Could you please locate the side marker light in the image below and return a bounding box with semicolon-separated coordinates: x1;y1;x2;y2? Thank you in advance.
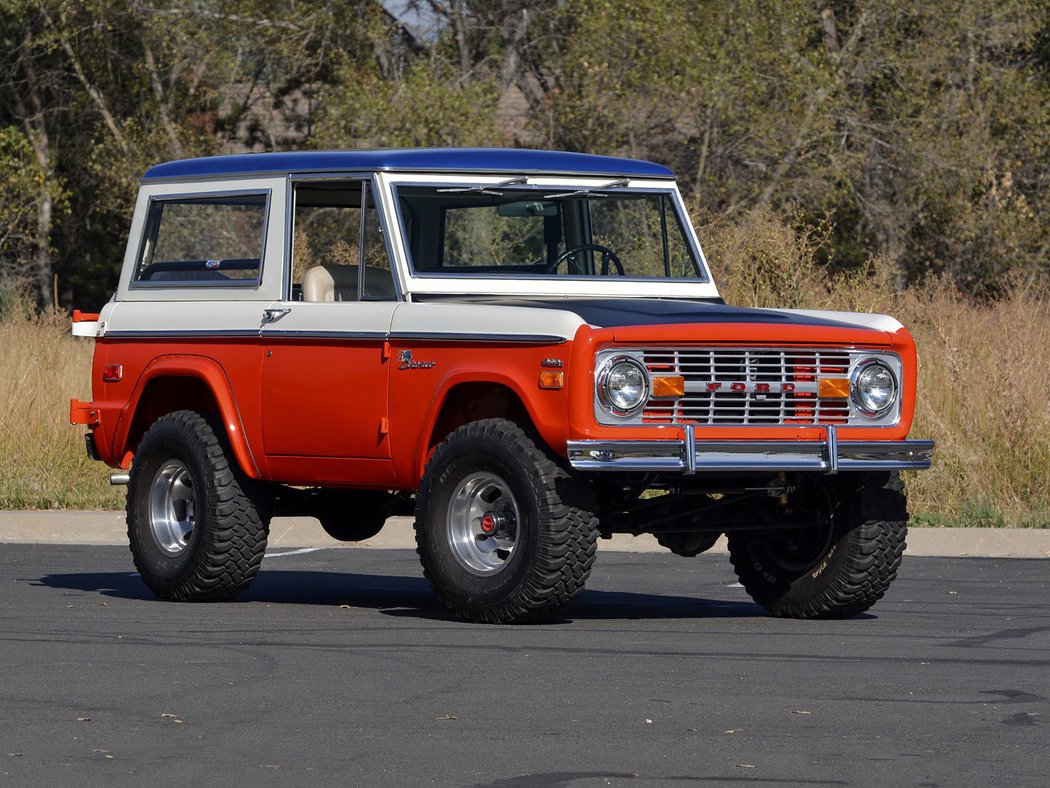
539;371;564;390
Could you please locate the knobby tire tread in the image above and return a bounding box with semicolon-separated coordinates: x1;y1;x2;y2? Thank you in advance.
415;418;598;624
128;410;270;602
728;472;907;619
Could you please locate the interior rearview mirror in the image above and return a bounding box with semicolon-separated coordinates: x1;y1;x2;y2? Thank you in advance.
497;201;558;218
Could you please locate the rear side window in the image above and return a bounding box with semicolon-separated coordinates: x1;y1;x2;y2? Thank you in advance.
133;193;268;286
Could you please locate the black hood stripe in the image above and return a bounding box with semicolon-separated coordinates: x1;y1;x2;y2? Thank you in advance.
432;297;875;332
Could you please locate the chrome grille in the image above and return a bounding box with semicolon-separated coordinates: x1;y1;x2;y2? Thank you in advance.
639;348;862;426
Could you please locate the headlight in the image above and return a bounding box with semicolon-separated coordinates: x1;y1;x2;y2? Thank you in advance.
851;360;898;415
597;355;650;416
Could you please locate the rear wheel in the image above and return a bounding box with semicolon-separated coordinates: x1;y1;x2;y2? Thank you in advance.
127;411;270;601
728;472;907;618
415;419;598;623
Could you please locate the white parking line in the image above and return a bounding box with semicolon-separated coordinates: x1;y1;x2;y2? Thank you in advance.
265;547;326;558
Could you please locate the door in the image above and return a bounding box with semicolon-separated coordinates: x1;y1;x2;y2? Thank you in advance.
259;178;399;476
260;301;395;459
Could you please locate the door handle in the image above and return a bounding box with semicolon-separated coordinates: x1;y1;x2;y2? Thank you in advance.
262;307;291;323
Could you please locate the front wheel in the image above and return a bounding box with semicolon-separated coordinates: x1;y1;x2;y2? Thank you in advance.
728;472;907;619
127;411;270;601
414;419;598;623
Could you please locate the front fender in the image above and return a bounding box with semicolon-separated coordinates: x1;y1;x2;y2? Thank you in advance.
389;344;573;487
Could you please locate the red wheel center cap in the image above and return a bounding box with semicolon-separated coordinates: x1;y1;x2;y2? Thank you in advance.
480;513;498;534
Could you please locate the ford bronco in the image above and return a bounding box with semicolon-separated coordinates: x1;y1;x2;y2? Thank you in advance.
70;148;933;623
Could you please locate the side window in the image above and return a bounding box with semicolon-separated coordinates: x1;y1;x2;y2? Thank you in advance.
134;193;267;285
293;181;396;302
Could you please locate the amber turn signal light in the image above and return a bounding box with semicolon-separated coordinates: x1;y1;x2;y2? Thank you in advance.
539;371;564;389
819;378;850;399
651;375;685;398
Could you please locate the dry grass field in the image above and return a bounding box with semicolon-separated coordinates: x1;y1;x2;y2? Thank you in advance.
709;207;1050;527
1;247;1047;525
0;306;123;509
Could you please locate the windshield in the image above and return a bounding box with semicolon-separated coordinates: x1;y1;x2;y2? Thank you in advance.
395;186;704;280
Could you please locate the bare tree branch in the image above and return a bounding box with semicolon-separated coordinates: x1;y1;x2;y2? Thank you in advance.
40;6;129;154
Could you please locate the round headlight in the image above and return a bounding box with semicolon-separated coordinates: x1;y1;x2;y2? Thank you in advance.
851;360;897;415
598;356;650;416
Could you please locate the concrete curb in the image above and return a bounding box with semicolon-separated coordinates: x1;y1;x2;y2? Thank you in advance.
1;510;1048;557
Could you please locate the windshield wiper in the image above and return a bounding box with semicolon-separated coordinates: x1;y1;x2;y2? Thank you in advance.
438;175;529;196
543;178;630;199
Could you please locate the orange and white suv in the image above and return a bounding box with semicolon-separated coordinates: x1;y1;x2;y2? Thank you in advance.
71;148;932;623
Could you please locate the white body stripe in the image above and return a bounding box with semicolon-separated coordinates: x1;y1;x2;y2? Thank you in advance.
772;309;904;334
390;302;584;341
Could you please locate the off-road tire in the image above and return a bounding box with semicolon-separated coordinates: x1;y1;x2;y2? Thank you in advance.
728;472;907;619
127;410;270;601
415;418;598;624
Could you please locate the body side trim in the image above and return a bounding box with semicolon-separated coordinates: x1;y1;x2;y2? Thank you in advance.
104;329;566;344
106;329;262;339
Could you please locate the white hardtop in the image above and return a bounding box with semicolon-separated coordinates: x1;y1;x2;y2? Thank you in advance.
115;169;721;305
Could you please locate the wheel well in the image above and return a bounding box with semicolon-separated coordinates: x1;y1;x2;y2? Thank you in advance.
125;376;220;456
427;383;531;454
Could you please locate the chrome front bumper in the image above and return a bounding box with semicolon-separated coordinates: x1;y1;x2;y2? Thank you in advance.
566;425;934;474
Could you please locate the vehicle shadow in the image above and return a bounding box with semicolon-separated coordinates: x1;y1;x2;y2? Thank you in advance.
36;568;767;622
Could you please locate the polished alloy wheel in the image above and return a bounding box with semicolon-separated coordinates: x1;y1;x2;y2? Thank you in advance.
446;471;520;576
148;459;197;556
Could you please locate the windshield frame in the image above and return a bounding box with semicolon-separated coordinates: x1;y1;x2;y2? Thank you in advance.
377;172;719;300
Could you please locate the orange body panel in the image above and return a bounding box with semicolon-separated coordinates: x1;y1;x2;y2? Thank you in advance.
260;339;391;461
82;316;922;490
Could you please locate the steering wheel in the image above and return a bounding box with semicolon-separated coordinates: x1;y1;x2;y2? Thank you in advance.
545;244;625;276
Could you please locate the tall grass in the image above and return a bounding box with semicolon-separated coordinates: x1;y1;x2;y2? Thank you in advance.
895;285;1050;527
1;223;1048;524
708;205;1050;527
0;301;123;509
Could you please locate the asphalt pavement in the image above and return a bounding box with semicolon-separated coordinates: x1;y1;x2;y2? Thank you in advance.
1;541;1047;787
3;510;1050;557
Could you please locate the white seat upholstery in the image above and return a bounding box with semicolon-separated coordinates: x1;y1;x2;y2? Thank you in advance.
301;265;396;302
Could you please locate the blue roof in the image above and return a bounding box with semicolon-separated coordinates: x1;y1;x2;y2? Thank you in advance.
142;148;675;181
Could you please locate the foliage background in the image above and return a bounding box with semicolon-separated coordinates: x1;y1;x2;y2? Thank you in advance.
0;0;1047;522
2;0;1046;307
